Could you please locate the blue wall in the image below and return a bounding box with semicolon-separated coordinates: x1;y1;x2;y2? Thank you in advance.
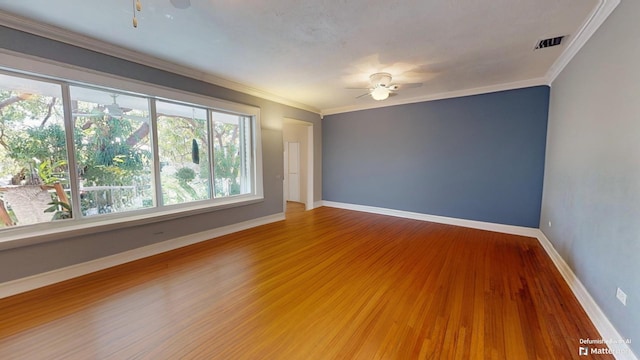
323;86;549;227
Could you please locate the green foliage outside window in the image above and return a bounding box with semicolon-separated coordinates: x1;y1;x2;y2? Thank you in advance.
213;121;241;197
1;79;252;227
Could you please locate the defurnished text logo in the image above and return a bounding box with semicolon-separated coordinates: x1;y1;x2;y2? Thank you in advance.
578;338;633;356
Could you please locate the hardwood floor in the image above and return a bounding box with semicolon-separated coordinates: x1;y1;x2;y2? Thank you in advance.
0;206;611;359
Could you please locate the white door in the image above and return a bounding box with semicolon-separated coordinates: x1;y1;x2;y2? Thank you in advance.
287;142;300;202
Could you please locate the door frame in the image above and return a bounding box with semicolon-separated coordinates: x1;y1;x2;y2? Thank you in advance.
283;118;314;212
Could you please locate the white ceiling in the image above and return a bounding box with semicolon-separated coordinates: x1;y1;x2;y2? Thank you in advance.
0;0;616;115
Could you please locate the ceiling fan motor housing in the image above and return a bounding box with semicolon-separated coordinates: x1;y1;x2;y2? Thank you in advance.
370;72;392;88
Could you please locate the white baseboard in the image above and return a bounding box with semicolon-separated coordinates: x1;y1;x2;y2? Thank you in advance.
320;201;540;237
0;213;285;300
320;200;636;360
535;230;637;360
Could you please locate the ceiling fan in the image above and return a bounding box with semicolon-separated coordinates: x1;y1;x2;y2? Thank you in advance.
101;95;128;117
353;73;422;101
72;95;148;122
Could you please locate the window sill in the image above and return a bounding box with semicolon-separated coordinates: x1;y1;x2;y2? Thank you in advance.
0;195;264;251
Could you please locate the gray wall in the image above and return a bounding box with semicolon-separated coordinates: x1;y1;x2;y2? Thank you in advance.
541;0;639;354
323;86;549;227
0;26;322;282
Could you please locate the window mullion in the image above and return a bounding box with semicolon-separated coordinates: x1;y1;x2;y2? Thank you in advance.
149;99;162;207
249;117;255;194
61;83;82;219
239;116;248;194
207;110;216;199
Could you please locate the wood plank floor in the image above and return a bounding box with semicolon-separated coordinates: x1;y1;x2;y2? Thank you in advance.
0;204;612;359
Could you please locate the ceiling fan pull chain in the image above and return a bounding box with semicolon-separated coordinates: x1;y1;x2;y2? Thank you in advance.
132;0;142;28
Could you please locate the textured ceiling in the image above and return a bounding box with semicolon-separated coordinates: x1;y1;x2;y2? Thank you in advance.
0;0;612;114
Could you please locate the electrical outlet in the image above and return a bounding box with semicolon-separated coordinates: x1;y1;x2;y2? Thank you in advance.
616;287;627;306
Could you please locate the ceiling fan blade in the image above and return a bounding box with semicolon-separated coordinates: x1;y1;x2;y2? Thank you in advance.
356;92;371;99
394;82;423;89
389;92;399;97
124;115;150;122
72;113;101;118
346;87;371;90
72;108;104;117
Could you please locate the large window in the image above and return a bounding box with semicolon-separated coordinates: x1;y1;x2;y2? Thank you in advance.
70;86;154;216
0;68;260;234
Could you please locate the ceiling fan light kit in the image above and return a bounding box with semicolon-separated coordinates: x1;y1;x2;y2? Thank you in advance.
369;72;392;101
356;72;421;101
371;86;390;101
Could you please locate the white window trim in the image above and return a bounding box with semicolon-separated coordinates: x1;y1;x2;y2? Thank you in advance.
0;49;264;250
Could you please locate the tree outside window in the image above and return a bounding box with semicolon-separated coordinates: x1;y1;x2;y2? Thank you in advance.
0;74;70;226
1;70;257;230
70;86;154;216
156;101;210;205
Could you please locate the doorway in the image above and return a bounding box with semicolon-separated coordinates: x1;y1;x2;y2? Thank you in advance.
283;118;313;214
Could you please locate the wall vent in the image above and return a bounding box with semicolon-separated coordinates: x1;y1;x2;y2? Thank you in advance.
534;36;566;50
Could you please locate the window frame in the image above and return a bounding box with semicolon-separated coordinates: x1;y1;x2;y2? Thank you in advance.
0;51;263;250
154;99;212;206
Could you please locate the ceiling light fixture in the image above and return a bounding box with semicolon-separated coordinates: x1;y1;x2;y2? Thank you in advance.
352;72;421;101
371;86;390;101
369;72;392;101
132;0;142;28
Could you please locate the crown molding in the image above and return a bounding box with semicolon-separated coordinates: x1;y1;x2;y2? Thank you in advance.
321;77;549;116
0;11;320;115
544;0;620;83
1;0;618;117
